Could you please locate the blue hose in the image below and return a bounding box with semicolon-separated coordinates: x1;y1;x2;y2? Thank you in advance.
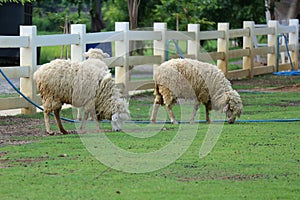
273;70;300;76
165;39;184;61
126;118;300;124
273;34;300;76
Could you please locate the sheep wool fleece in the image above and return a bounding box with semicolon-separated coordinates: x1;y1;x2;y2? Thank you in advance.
152;58;243;123
33;58;120;134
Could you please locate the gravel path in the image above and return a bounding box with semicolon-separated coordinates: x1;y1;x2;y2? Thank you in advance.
0;78;21;116
0;78;19;94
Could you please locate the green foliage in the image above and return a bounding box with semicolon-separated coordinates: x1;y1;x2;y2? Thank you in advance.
39;46;67;64
33;0;92;32
102;0;128;31
33;11;91;32
153;0;265;30
154;0;215;30
214;0;266;27
32;0;267;32
0;0;35;5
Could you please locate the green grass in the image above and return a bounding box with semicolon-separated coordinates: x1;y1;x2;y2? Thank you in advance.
39;45;70;64
0;93;18;98
1;90;300;199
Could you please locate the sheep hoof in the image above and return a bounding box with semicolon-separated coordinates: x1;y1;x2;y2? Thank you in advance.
47;131;56;136
77;129;87;134
61;130;69;135
79;129;101;134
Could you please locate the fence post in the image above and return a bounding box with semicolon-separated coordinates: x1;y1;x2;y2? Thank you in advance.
153;22;167;67
71;24;86;62
243;21;255;78
217;23;229;75
115;22;130;95
188;24;200;60
288;19;299;70
20;25;37;115
267;20;279;71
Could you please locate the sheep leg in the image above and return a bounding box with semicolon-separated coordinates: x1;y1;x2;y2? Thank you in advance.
77;108;82;120
79;110;101;133
53;109;68;134
79;111;89;132
44;111;53;135
205;104;211;124
150;103;160;124
190;101;200;124
90;110;101;131
166;104;178;124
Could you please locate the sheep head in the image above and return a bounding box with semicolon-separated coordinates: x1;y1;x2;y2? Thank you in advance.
111;112;130;132
83;48;110;60
111;98;130;132
223;90;243;124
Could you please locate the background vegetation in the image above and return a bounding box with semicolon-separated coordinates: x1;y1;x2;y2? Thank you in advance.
30;0;267;33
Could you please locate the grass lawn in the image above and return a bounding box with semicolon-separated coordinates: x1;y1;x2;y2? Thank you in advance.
0;78;300;199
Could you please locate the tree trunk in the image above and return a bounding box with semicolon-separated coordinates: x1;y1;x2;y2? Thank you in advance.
128;0;140;30
128;0;143;55
287;0;299;19
267;0;276;20
90;0;105;32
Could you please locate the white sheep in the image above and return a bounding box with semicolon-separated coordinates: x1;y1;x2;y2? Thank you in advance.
150;58;243;124
34;58;129;134
77;48;110;120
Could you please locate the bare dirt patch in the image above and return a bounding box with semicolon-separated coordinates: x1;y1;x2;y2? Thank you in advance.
251;84;300;93
232;74;300;92
0;116;47;146
177;174;269;182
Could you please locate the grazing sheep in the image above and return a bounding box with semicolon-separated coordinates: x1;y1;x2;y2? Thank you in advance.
34;58;129;134
77;48;110;120
150;58;243;124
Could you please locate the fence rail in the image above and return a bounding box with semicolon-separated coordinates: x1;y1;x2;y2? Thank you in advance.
0;20;299;114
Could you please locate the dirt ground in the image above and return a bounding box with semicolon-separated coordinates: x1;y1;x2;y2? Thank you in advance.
252;84;300;92
236;83;300;92
0;74;299;146
0;116;47;146
231;74;300;92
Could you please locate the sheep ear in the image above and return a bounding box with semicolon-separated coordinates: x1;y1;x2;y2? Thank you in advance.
112;113;119;121
223;104;229;112
103;52;110;58
83;52;88;58
119;113;129;120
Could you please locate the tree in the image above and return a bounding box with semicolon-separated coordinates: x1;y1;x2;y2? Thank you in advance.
287;0;299;19
0;0;35;5
127;0;140;30
153;0;266;30
89;0;106;32
102;0;160;30
266;0;299;21
69;0;106;32
266;0;276;20
153;0;217;31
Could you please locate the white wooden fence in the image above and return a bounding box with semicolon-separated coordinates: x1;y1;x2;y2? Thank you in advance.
0;19;299;114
